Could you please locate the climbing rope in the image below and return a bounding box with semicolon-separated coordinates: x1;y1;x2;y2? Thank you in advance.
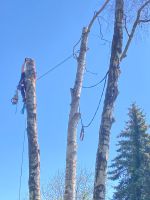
37;53;77;81
79;72;108;140
83;70;109;89
18;118;27;200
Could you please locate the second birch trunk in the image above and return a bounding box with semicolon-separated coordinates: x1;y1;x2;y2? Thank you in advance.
93;0;124;199
64;27;88;200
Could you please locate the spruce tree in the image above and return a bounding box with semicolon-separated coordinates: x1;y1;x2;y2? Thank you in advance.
109;103;150;200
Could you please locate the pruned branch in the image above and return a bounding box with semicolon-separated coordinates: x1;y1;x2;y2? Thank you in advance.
72;0;110;59
87;0;110;32
121;0;150;61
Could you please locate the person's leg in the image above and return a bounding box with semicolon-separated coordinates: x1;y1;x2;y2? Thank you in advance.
21;87;26;102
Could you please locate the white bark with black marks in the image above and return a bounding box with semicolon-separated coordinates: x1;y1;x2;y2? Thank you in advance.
64;2;110;199
64;27;88;200
93;0;124;199
25;59;41;200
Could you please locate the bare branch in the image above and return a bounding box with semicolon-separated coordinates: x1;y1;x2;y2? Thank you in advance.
124;14;130;37
121;0;150;61
138;0;150;13
72;1;110;61
87;0;110;32
138;18;150;23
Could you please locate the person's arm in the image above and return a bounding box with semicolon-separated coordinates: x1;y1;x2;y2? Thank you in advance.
17;59;26;89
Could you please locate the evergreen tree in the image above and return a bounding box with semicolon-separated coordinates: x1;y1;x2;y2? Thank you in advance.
109;103;150;200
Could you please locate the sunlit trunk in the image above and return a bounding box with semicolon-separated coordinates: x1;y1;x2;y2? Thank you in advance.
64;27;88;200
93;0;124;199
26;59;41;200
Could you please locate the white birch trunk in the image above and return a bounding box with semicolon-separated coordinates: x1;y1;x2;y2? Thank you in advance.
25;59;41;200
64;27;88;200
93;1;124;199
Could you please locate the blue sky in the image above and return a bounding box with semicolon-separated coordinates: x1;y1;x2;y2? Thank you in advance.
0;0;150;199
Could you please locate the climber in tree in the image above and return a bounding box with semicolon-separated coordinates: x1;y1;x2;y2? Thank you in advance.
17;58;27;103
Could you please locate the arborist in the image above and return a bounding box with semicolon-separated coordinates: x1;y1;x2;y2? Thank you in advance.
11;58;28;113
17;59;27;103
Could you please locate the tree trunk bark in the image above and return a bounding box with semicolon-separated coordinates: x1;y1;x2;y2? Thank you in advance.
64;27;88;200
93;0;124;199
25;59;41;200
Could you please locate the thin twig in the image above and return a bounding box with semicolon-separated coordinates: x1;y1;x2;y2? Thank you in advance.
124;14;130;37
138;19;150;23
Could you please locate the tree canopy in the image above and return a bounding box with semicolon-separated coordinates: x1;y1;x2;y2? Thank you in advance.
109;103;150;200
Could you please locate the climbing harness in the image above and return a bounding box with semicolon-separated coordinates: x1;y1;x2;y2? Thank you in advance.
11;60;27;114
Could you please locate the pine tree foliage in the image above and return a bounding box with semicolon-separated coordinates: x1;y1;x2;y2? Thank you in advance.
108;103;150;200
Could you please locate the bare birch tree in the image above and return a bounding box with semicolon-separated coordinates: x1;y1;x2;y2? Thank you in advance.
64;1;110;200
93;1;124;199
93;0;150;199
25;59;41;200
